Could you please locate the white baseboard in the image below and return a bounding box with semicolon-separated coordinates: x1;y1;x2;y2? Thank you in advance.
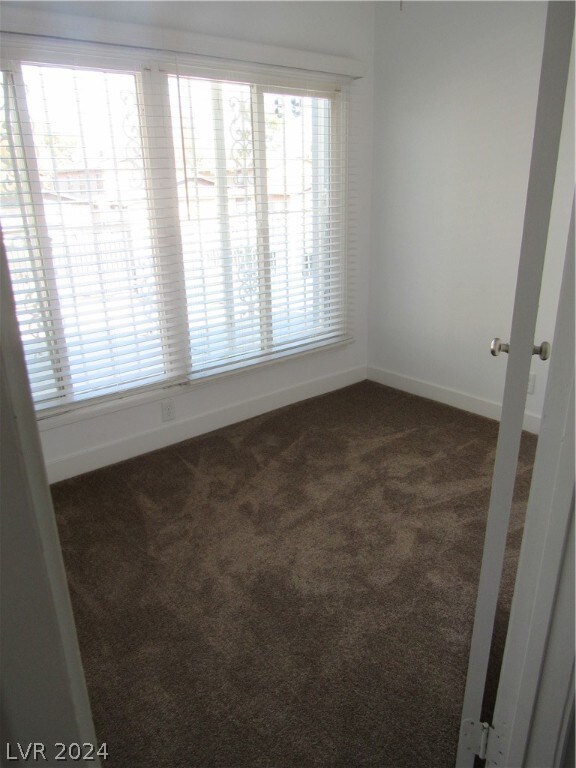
45;365;367;483
366;366;541;435
46;364;541;482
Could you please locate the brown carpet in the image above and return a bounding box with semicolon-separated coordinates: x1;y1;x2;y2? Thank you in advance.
51;381;537;768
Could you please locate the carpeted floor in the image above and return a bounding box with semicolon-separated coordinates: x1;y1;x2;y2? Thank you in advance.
51;381;537;768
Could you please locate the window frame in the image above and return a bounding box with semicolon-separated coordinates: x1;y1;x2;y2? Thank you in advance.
1;35;351;422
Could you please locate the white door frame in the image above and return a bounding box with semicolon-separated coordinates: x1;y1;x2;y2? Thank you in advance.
456;3;574;766
0;237;101;763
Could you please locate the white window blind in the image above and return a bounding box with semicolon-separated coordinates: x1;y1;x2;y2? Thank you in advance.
0;42;349;415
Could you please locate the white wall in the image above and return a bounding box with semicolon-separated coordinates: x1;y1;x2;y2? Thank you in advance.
368;1;573;432
1;1;375;482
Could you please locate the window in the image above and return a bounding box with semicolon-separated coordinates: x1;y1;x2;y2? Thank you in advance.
0;42;348;415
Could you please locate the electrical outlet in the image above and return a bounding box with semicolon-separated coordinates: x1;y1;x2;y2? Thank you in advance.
527;373;536;395
161;398;175;422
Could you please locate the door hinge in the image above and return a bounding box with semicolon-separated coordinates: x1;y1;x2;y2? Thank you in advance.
460;719;507;765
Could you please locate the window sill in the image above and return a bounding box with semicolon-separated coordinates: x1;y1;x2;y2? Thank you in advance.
37;334;354;432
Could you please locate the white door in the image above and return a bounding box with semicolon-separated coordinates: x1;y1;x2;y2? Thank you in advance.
455;3;574;766
491;199;574;768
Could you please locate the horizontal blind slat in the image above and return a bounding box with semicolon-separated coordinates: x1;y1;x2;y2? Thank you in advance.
1;51;349;414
